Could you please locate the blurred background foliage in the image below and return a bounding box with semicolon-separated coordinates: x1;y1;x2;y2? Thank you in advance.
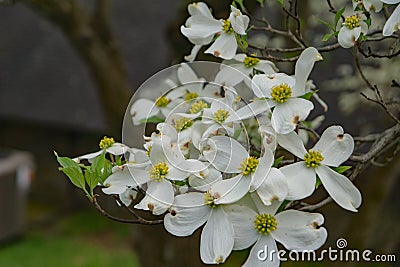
0;0;398;266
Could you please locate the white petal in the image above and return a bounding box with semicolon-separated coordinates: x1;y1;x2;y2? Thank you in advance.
164;192;210;236
338;27;360;48
74;150;102;162
280;162;316;200
200;208;234;264
277;130;307;159
212;174;251;204
229;6;250;35
316;165;362;212
251;193;282;215
189;167;222;191
130;98;159;125
188;2;213;18
224;204;259;250
184;44;202;62
250;148;274;191
177;63;199;84
380;0;400;4
119;188;137;206
383;4;400;36
166;165;189;181
293;47;321;97
214;65;246;87
203;136;249;173
313;125;354;167
205;33;238;59
102;167;140;195
255;61;277;75
272;210;327;250
256;168;288;205
134;180;174;215
243;236;279;267
226;99;271;123
181;15;221;41
271;98;314;134
106;143;129;155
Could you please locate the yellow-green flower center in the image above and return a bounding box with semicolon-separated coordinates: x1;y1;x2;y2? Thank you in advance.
149;162;169;182
189;100;208;114
244;56;260;68
222;19;233;34
344;15;360;29
304;149;324;168
155;96;170;107
254;214;277;235
99;136;115;149
270;83;292;103
204;191;219;208
213;109;230;124
238;156;259;175
184;91;199;101
175;117;193;132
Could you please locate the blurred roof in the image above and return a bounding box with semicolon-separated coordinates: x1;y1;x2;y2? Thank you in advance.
0;1;179;132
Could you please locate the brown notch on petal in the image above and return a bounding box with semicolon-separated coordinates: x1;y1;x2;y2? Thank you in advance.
170;210;177;216
337;134;344;141
292;115;300;125
312;221;320;229
147;203;155;211
213;51;221;57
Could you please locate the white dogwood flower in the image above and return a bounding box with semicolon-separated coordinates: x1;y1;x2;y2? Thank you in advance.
164;192;235;264
353;0;383;12
338;12;368;48
252;73;314;134
73;136;129;163
226;198;327;267
202;136;288;205
278;125;362;212
181;4;249;59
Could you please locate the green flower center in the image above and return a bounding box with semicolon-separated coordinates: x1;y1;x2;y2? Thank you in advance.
99;136;115;149
213;109;230;124
244;56;260;68
222;19;233;34
189;100;208;114
344;15;360;29
254;214;277;235
238;156;259;175
304;150;324;168
270;83;292;103
175;117;193;132
149;162;169;182
155;96;170;107
184;92;199;101
204;191;219;208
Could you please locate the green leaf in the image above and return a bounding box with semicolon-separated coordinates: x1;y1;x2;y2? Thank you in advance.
334;7;345;29
235;33;248;52
364;18;371;28
257;0;264;7
314;16;335;31
84;169;97;195
55;152;79;168
61;166;86;190
139;116;164;124
322;33;334;42
315;177;322;189
277;200;291;213
277;0;284;7
299;91;315;100
233;128;243;140
273;156;284;167
333;165;352;174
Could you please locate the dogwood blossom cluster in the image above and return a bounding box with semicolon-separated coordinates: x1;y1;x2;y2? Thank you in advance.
55;2;377;266
338;0;400;47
